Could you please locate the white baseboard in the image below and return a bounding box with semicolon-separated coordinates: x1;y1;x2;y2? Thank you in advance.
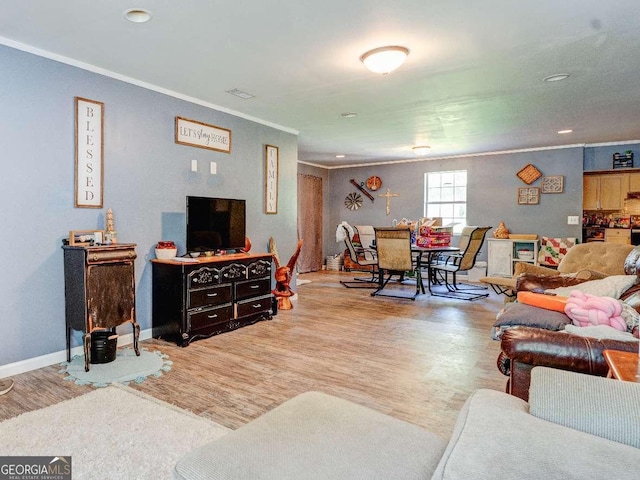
0;328;154;379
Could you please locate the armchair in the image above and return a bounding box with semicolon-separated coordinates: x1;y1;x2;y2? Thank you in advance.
481;241;635;299
429;226;491;300
371;227;417;300
340;226;378;288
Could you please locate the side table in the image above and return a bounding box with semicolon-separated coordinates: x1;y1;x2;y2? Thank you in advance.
603;349;640;383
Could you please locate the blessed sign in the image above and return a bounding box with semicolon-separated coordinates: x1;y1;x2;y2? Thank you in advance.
75;97;104;208
175;116;232;153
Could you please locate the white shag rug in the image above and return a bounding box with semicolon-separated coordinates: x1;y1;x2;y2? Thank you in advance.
0;384;229;479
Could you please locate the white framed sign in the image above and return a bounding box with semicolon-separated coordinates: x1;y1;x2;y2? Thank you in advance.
265;145;279;214
175;116;232;153
75;97;104;208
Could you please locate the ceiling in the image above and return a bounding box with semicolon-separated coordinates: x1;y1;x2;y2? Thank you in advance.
2;0;640;168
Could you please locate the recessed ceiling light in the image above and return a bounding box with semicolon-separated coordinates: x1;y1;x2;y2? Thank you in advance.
341;112;358;118
336;155;345;158
360;46;409;75
543;73;570;82
558;129;573;134
226;89;255;99
412;146;431;156
123;9;152;23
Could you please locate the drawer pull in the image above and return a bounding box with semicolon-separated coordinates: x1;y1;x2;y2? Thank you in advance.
252;303;262;309
206;292;218;297
207;314;218;319
250;285;259;289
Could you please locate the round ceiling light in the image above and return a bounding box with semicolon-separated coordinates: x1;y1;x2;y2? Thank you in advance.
360;46;409;75
124;9;152;23
543;73;570;82
412;146;431;156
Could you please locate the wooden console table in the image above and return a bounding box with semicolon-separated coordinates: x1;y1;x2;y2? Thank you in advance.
63;243;140;371
152;252;274;346
603;349;640;382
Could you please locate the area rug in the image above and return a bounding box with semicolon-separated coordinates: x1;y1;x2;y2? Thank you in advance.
60;347;172;387
0;384;229;479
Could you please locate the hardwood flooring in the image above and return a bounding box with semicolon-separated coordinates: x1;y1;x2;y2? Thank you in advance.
0;271;507;439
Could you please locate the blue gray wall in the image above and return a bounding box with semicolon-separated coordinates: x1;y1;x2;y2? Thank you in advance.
325;148;586;260
0;45;297;366
584;143;640;171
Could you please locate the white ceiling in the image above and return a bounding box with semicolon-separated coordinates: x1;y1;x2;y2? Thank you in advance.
2;0;640;167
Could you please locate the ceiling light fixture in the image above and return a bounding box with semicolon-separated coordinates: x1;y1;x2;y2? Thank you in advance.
123;8;152;23
558;129;573;134
360;46;409;75
336;155;346;158
412;146;431;156
543;73;570;82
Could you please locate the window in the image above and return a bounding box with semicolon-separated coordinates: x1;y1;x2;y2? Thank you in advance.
424;170;467;234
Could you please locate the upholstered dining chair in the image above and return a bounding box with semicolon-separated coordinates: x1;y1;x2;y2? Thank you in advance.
430;226;492;300
340;226;379;288
371;227;418;300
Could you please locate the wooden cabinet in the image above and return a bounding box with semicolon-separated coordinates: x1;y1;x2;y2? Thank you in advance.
583;173;627;211
152;253;274;346
604;228;630;244
63;244;139;371
487;238;539;277
628;172;640;193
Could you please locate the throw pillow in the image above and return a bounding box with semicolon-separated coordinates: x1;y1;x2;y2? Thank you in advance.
492;302;571;340
546;275;638;299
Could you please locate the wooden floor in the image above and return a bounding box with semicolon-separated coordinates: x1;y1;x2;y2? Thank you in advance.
0;270;507;439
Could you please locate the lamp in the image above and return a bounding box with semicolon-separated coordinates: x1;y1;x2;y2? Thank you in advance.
360;46;409;74
412;146;431;156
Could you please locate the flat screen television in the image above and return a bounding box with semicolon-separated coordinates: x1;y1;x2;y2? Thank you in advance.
186;196;246;252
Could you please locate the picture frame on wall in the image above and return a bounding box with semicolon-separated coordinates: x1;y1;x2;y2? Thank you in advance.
75;97;104;208
540;175;564;193
265;145;279;214
517;187;540;205
175;116;232;153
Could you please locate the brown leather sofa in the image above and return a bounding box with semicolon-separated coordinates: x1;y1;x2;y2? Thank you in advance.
498;327;638;401
496;243;640;401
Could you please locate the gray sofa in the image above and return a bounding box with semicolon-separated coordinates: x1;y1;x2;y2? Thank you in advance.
174;367;640;480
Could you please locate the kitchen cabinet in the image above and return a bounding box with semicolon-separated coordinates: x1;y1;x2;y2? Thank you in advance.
604;229;630;245
583;174;626;211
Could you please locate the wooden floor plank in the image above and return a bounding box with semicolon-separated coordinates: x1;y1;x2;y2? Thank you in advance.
0;271;506;438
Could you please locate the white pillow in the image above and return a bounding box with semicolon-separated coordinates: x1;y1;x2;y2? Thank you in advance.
546;275;638;299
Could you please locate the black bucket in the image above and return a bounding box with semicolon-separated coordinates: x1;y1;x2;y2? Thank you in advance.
90;331;118;364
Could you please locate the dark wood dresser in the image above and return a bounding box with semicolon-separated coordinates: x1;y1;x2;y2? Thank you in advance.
152;253;274;346
62;243;140;371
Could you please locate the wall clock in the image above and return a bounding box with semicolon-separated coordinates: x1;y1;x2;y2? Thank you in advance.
366;175;382;191
344;192;363;210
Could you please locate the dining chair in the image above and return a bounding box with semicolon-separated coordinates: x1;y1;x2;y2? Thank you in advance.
429;226;492;300
340;225;379;288
371;227;418;300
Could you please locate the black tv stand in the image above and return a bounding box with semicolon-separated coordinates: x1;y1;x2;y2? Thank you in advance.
152;252;274;346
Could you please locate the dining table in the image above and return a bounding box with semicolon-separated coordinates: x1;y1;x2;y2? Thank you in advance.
411;245;461;296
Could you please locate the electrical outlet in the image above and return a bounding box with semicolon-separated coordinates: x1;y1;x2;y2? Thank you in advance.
210;161;217;175
567;215;580;225
191;159;198;172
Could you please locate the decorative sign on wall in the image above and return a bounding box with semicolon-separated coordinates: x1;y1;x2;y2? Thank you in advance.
517;187;540;205
175;116;232;153
75;97;104;208
265;145;279;214
516;163;542;185
540;175;564;194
